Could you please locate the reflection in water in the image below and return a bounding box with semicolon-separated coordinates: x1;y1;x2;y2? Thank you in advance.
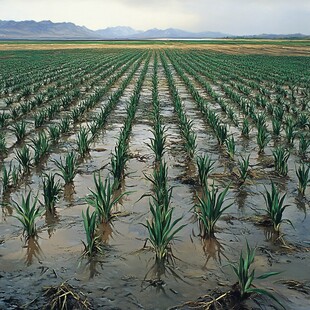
98;222;113;244
202;237;228;270
276;179;288;193
295;196;307;220
142;258;186;293
63;183;75;206
263;226;283;244
218;148;234;175
264;228;295;251
235;189;248;210
45;210;60;238
112;181;126;214
88;259;103;279
184;159;196;179
256;152;268;165
1;193;13;219
80;258;103;279
24;237;42;266
240;136;249;149
226;160;235;175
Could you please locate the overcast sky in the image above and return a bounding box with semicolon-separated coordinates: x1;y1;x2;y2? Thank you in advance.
0;0;309;35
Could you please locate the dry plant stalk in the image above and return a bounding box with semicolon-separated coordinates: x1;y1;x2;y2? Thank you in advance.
43;281;91;310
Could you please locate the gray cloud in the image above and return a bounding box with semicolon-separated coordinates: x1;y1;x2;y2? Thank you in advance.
0;0;309;34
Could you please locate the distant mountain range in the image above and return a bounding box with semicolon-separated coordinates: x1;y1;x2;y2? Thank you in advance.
236;33;309;39
0;20;229;39
0;20;308;40
95;26;143;39
0;20;96;39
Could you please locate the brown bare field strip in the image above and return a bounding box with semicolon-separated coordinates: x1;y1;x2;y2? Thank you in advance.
0;42;310;55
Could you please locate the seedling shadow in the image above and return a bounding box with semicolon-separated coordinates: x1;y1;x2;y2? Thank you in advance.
24;236;43;266
141;257;188;294
45;210;60;238
202;237;228;270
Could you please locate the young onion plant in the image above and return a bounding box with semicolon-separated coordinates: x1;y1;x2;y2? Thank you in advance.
86;173;127;223
34;111;46;128
257;125;270;154
272;119;281;137
82;207;102;257
30;131;50;165
12;120;27;142
237;155;250;184
147;124;167;162
241;118;250;138
299;134;309;158
111;142;129;190
215;124;228;146
48;125;61;143
273;146;290;176
77;127;91;157
296;163;310;195
285;117;296;145
183;126;197;158
12;192;43;239
145;160;172;209
15;145;32;174
42;173;62;214
225;136;236;160
0;132;6;155
59;117;71;134
2;163;21;189
144;197;185;261
230;242;283;308
54;151;78;184
263;182;292;232
195;183;232;238
0;112;10;128
196;154;215;188
1;162;12;192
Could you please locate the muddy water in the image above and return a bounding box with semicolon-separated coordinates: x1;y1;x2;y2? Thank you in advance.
1;51;310;310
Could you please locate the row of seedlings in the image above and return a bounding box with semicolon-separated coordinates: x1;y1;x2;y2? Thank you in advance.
183;52;309;195
149;54;284;309
165;51;292;308
167;50;249;165
172;51;308;232
81;52;151;259
160;52;197;159
1;51;143;195
1;51;114;125
188;51;309;159
144;54;185;263
0;50;137;159
2;52;146;249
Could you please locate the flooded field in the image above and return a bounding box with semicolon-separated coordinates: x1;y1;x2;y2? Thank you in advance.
0;47;309;309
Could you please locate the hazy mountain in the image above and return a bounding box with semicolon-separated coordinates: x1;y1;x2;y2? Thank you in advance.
235;33;309;39
131;28;228;39
0;20;307;40
95;26;142;39
95;27;228;39
0;20;99;39
0;20;229;39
